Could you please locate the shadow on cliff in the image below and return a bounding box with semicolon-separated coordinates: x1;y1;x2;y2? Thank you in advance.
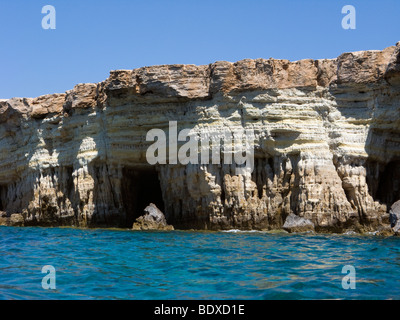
327;81;400;219
364;112;400;210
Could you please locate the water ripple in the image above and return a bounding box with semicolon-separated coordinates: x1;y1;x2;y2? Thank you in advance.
0;226;400;299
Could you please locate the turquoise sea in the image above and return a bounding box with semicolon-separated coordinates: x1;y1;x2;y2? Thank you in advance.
0;226;399;300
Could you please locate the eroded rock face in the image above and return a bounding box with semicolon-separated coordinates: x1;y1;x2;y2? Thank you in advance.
132;203;174;231
1;42;400;232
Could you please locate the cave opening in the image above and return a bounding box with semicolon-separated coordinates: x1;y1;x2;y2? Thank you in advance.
375;160;400;208
0;185;7;212
121;167;165;227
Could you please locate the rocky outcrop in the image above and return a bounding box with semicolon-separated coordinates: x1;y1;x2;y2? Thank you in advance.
389;200;400;235
132;203;174;231
1;42;400;232
283;214;314;233
0;212;24;227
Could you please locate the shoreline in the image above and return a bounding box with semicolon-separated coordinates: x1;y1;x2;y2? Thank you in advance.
0;223;397;237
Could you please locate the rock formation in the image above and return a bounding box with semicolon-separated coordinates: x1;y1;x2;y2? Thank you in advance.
283;214;314;233
1;42;400;232
132;203;174;231
389;200;400;235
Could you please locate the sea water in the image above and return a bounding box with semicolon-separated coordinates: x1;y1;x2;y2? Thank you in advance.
0;226;399;300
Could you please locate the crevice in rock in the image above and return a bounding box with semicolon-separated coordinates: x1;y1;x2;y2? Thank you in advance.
287;154;300;216
251;158;267;200
366;159;380;199
65;166;74;201
0;184;8;212
268;157;274;174
220;184;226;204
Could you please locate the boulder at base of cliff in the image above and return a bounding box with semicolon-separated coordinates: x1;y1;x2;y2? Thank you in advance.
389;200;400;235
283;214;315;233
0;213;24;227
132;203;174;231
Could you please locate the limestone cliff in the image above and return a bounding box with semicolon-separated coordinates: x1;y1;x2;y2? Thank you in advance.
1;42;400;232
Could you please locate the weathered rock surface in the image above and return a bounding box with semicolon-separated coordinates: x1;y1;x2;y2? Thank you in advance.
132;203;174;231
283;214;315;233
1;42;400;232
389;200;400;235
0;213;24;227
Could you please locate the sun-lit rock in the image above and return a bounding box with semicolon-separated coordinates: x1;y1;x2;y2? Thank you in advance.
0;42;399;232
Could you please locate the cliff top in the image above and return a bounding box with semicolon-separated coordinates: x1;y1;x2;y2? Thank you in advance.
1;42;399;121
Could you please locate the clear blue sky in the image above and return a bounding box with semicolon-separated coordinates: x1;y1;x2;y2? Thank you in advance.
0;0;399;99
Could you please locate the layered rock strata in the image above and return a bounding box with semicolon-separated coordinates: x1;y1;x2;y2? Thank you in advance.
1;42;400;232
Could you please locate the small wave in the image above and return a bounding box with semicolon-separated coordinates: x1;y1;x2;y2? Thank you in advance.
221;229;266;233
343;231;358;235
1;226;399;300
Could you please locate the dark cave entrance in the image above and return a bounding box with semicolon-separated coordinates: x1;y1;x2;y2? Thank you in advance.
0;185;7;212
121;167;165;227
375;160;400;208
